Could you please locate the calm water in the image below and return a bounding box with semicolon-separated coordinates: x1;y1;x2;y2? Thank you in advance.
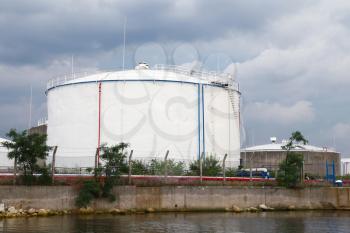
0;211;350;233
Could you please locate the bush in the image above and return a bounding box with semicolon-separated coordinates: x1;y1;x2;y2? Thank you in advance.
148;159;185;176
37;166;52;185
75;180;100;208
131;160;149;175
75;143;130;207
189;155;222;176
225;167;238;177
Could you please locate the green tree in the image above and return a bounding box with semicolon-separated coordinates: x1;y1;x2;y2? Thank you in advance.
99;143;129;199
277;153;304;188
76;142;130;207
1;129;50;185
282;131;308;150
277;131;307;188
189;155;222;176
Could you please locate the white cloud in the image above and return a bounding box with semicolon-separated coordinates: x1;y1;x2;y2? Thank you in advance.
244;100;315;125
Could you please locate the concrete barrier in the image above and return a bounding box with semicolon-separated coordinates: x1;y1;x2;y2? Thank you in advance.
0;186;349;211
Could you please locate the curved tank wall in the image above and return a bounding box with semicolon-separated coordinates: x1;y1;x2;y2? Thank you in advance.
0;138;14;168
47;69;240;168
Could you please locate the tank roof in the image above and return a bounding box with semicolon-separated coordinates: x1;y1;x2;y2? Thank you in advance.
46;65;238;91
0;137;11;143
242;142;337;153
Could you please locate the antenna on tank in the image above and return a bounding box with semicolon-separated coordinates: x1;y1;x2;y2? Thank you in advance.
122;17;127;71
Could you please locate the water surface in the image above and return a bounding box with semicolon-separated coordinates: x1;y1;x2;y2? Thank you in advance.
0;211;349;233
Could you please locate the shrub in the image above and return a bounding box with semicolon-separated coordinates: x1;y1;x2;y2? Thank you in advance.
131;160;149;175
148;159;185;176
189;155;222;176
225;167;238;177
75;180;100;208
37;166;52;185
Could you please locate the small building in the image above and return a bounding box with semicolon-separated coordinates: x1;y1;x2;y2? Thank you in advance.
241;138;341;177
28;123;47;135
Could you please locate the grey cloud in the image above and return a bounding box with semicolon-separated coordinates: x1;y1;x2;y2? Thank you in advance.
0;0;310;66
1;0;350;155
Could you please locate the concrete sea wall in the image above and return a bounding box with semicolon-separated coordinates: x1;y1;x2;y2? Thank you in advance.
1;186;350;211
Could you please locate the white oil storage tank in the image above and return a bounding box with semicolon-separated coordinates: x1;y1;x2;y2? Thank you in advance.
46;64;241;168
0;137;14;169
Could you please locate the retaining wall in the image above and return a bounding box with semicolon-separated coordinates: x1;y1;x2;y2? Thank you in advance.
0;186;349;211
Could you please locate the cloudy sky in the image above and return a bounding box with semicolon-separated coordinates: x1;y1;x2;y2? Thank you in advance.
1;0;350;155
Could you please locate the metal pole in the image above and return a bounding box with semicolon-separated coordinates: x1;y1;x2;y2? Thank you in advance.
51;146;58;185
128;150;133;185
301;160;304;184
94;147;99;177
97;82;102;166
332;160;335;184
200;152;204;184
223;153;228;185
13;157;17;185
250;152;253;182
326;160;329;182
164;150;169;182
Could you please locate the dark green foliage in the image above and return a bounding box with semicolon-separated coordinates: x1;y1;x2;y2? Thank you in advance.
37;166;52;185
277;152;304;188
148;159;185;176
1;129;50;185
131;160;149;175
225;167;238;177
100;142;129;177
277;131;308;188
75;143;131;207
189;155;222;176
100;143;129;201
268;170;276;178
282;131;308;150
75;180;100;208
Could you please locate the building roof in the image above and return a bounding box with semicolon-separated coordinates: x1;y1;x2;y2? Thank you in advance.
0;137;11;152
47;65;238;91
0;137;11;144
242;142;336;153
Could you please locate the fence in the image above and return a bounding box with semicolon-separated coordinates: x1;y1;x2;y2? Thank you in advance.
48;147;243;185
1;145;339;186
1;145;269;185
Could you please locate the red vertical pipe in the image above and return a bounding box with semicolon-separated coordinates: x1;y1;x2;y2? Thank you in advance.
97;82;102;165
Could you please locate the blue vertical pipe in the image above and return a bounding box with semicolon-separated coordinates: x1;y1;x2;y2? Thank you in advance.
197;84;201;160
326;160;329;181
332;160;335;184
201;85;205;158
